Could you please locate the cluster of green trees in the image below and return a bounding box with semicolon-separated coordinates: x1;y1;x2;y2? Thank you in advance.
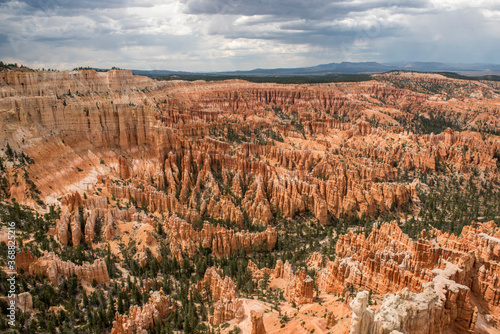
415;173;500;236
394;111;462;135
0;61;33;71
151;74;372;84
208;122;285;146
208;123;250;144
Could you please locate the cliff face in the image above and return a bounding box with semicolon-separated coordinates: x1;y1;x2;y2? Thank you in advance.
0;69;446;224
432;221;500;317
350;281;477;334
250;310;266;334
317;222;435;295
0;69;165;98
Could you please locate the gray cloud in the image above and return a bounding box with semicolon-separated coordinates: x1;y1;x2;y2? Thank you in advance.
181;0;430;17
9;0;156;11
0;0;498;71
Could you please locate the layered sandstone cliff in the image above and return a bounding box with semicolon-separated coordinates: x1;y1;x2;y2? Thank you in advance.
0;68;457;223
349;280;477;334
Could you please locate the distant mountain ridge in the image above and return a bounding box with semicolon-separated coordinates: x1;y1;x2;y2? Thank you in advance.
132;61;500;77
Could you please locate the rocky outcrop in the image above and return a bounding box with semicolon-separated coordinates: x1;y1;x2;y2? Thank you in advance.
111;290;175;334
108;182;200;224
84;210;97;243
0;69;166;98
247;260;276;284
350;280;477;334
16;250;109;285
349;291;373;334
317;221;444;295
284;262;314;305
0;292;33;312
197;267;244;325
103;211;115;240
118;155;131;179
325;311;338;329
314;221;500;333
432;221;500;315
165;215;277;260
251;310;266;334
56;210;71;246
70;209;82;247
55;207;83;248
248;259;314;305
247;259;285;284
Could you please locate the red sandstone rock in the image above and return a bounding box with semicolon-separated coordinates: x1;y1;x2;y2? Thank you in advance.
84;210;97;243
70;209;82;247
317;221;440;295
251;310;266;334
56;210;71;246
313;220;500;333
325;311;337;328
284;262;314;305
118;155;131;179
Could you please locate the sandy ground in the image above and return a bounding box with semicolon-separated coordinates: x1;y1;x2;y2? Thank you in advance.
474;313;500;334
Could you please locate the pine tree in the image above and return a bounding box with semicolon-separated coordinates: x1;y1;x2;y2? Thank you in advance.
82;290;88;307
5;143;13;159
107;293;116;324
117;292;124;314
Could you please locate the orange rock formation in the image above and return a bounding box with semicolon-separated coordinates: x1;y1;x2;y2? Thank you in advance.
197;267;244;325
283;262;314;305
16;250;109;285
250;310;266;334
111;290;175;334
166;215;277;260
310;220;500;332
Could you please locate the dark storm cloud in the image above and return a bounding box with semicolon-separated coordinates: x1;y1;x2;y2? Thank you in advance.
181;0;430;18
5;0;155;11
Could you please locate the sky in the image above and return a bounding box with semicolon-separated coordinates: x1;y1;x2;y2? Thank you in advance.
0;0;499;71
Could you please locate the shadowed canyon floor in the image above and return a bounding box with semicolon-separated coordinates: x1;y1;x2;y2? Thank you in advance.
1;68;500;333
